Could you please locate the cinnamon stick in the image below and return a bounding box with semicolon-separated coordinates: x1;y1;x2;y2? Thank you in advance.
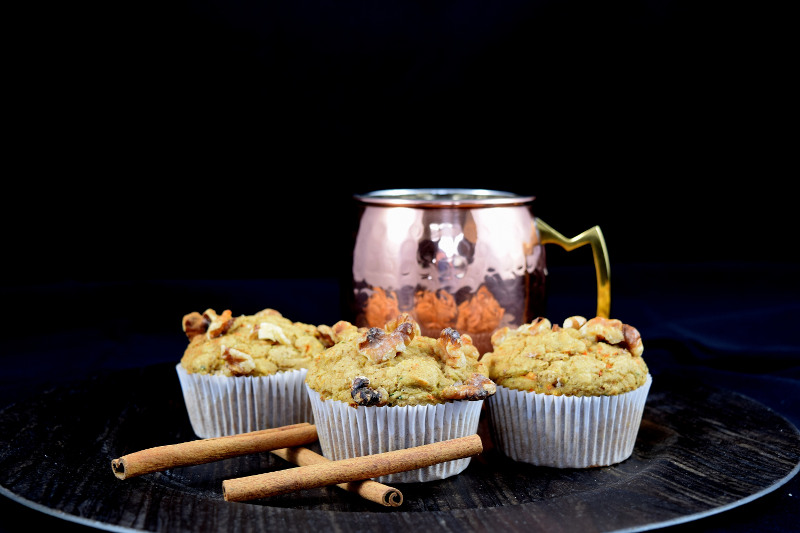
270;446;403;507
111;423;318;479
223;433;482;502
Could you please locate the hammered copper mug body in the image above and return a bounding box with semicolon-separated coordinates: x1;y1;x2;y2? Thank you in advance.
349;189;610;355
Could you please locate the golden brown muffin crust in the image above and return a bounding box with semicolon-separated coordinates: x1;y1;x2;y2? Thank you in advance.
180;308;332;377
482;316;648;396
305;313;496;407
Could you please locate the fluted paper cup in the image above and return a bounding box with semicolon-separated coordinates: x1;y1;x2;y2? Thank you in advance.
487;374;652;468
306;385;483;483
176;364;314;438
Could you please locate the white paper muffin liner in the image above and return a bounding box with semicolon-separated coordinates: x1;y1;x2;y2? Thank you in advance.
306;385;484;483
487;374;652;468
176;364;314;438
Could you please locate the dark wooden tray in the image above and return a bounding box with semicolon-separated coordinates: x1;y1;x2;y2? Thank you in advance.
1;362;798;532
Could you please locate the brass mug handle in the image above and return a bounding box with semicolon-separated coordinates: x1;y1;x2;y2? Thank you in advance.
536;218;611;318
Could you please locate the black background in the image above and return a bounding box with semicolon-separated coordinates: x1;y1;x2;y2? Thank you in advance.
2;0;797;531
6;0;794;278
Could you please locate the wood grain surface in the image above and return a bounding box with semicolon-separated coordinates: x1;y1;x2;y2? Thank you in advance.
1;362;798;533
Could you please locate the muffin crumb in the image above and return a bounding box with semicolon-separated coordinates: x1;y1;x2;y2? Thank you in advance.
180;308;330;377
482;315;648;396
306;314;495;407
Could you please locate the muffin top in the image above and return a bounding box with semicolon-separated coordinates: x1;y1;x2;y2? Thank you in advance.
180;308;333;377
481;316;648;396
305;313;496;407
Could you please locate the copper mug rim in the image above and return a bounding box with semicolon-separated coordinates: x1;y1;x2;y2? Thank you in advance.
354;188;535;208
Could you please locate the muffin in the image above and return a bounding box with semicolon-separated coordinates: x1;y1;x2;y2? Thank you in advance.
304;313;496;483
176;308;333;438
481;316;651;468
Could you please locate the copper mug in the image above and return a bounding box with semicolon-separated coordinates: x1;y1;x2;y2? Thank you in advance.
348;188;610;355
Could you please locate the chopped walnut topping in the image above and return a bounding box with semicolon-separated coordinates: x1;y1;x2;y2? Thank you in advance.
441;373;496;401
563;316;587;329
518;317;552;335
183;309;234;340
357;327;410;363
334;320;362;339
221;345;256;375
436;327;475;368
385;313;421;337
316;324;335;347
357;314;418;363
205;309;234;339
182;312;209;341
490;326;511;348
317;321;361;346
622;324;644;357
579;317;625;345
255;321;290;344
350;376;388;406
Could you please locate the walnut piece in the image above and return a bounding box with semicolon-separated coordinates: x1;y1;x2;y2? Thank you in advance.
316;325;336;347
489;326;511;347
518;317;552;335
357;328;408;363
579;317;644;356
256;321;290;344
183;308;235;340
563;316;587;329
385;312;421;337
221;345;256;375
317;320;361;346
205;309;234;338
441;373;496;401
579;317;625;345
350;376;388;406
436;327;475;368
182;312;208;341
357;314;418;363
622;324;644;356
